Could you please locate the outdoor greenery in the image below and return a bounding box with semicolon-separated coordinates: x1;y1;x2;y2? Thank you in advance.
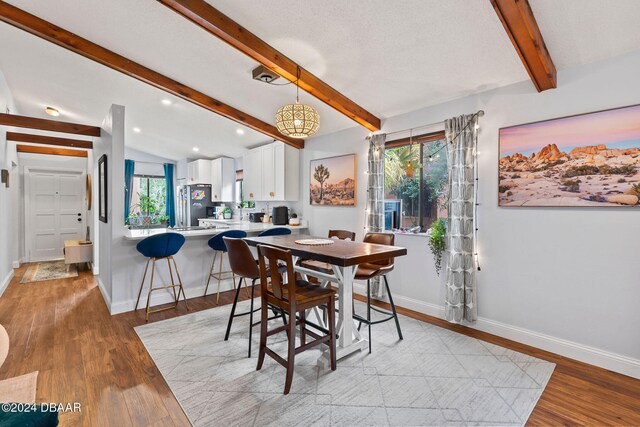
384;141;448;231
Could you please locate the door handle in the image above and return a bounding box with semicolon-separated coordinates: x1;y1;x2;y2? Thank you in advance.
77;218;82;222
77;213;82;216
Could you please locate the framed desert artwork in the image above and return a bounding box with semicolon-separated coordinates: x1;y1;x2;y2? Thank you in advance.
499;104;640;207
310;154;356;206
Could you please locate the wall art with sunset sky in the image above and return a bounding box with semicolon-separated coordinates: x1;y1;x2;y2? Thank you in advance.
310;154;356;206
499;104;640;207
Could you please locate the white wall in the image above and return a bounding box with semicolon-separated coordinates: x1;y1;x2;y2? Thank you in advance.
302;50;640;378
0;71;17;295
125;146;175;176
93;105;126;308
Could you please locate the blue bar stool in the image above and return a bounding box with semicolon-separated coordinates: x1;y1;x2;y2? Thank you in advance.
203;230;248;302
257;227;292;237
134;232;189;321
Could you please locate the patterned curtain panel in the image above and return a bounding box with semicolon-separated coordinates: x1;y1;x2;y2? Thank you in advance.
365;134;386;297
444;115;478;323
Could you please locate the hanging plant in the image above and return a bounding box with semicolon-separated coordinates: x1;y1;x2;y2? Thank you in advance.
428;218;447;276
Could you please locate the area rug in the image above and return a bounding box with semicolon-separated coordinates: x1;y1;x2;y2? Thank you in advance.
135;301;555;426
20;261;78;284
0;371;38;403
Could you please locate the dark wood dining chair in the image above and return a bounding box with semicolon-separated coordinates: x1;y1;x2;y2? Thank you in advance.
353;232;403;353
297;229;356;273
256;244;337;395
223;237;286;358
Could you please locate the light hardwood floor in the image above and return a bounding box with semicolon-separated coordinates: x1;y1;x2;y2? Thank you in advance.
0;264;638;426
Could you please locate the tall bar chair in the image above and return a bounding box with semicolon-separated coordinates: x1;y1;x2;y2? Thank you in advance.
223;237;287;358
135;232;189;321
203;230;248;303
256;244;337;394
257;227;292;237
353;232;403;353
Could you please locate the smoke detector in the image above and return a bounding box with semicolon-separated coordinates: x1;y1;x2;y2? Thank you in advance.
252;65;280;83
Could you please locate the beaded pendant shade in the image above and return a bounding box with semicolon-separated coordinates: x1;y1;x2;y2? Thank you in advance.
275;67;320;138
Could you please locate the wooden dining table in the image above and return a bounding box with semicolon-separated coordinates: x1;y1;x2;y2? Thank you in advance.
244;234;407;366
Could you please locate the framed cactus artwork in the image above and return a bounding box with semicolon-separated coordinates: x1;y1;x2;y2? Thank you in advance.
498;104;640;207
309;154;356;206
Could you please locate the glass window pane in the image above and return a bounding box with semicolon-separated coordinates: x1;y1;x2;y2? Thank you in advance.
384;144;420;230
422;139;448;229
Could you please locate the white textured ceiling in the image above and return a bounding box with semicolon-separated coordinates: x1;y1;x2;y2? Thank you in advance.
530;0;640;70
1;0;640;160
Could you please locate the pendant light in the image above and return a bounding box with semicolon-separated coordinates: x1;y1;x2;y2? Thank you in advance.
275;67;320;139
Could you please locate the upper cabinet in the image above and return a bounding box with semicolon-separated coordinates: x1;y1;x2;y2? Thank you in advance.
211;157;235;202
187;159;212;185
243;141;299;201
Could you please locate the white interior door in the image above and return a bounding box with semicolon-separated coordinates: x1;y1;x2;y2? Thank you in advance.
27;169;85;262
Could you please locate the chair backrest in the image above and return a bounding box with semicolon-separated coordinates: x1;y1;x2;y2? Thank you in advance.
328;229;356;241
363;232;395;267
208;230;248;252
257;244;296;308
223;237;259;279
136;232;185;258
258;227;292;237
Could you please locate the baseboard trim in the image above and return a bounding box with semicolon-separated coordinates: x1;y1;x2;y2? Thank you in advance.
109;278;237;315
353;283;640;379
0;270;15;298
96;276;112;314
12;261;20;269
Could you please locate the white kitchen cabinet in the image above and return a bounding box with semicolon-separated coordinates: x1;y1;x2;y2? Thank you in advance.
244;141;299;201
210;157;235;202
243;147;262;201
187;159;212;185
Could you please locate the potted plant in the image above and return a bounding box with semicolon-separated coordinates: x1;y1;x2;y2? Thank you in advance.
154;215;170;226
223;207;232;219
427;218;447;276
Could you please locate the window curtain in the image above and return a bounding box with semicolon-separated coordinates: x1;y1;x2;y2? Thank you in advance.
444;114;478;323
365;134;386;297
124;159;135;222
164;163;176;227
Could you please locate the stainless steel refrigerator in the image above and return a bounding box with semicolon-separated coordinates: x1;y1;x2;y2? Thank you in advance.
177;184;212;227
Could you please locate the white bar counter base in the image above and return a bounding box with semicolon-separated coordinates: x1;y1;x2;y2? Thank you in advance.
110;221;308;315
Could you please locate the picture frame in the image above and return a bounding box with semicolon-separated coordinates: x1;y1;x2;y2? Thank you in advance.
98;155;108;223
498;104;640;207
309;153;357;206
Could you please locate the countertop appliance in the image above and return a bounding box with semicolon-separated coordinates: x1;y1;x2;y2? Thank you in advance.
177;184;213;227
272;206;289;225
249;212;265;223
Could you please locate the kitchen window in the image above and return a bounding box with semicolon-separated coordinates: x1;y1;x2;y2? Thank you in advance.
130;175;166;217
384;132;448;232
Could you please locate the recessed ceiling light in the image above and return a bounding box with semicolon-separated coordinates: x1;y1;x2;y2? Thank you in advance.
133;127;141;133
45;106;60;117
192;147;199;152
161;99;172;106
236;129;245;135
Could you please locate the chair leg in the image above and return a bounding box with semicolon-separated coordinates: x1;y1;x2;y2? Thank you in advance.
248;278;256;358
328;295;337;371
225;277;244;341
384;275;403;340
172;257;188;310
216;251;224;304
204;252;216;297
167;257;178;304
256;288;268;371
367;279;372;354
300;310;306;346
284;309;297;395
145;259;157;322
135;258;150;311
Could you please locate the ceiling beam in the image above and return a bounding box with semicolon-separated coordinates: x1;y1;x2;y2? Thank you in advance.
17;144;88;158
7;131;93;149
158;0;382;132
0;1;303;149
490;0;556;92
0;113;101;136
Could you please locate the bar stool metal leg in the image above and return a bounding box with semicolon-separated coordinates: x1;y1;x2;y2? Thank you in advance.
145;258;157;322
172;256;189;310
135;258;151;311
384;275;402;340
367;279;372;354
203;251;218;297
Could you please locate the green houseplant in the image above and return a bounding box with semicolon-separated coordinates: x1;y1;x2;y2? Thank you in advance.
223;207;232;219
428;218;447;276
